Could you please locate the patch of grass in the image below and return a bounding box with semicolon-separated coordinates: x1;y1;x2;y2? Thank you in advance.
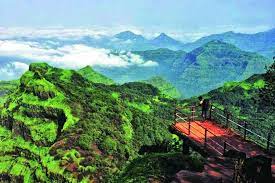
253;79;265;89
111;92;120;99
127;102;151;113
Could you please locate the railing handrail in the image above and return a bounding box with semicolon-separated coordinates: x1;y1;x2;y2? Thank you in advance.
210;104;274;150
172;122;224;155
193;120;241;153
174;112;241;155
175;104;275;153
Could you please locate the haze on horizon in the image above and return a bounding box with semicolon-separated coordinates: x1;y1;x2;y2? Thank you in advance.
0;0;274;81
0;0;275;41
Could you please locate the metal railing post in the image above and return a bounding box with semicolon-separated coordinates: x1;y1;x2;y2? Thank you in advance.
174;109;177;124
226;112;230;128
209;105;212;120
244;122;247;140
191;106;195;121
223;141;227;155
204;129;207;147
188;121;191;135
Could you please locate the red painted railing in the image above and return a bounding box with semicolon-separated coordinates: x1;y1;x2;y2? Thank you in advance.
174;105;275;154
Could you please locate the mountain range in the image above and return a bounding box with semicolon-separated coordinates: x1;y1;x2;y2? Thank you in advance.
96;40;272;97
0;28;274;98
108;28;275;58
6;28;274;58
182;28;275;58
109;31;185;51
108;28;275;57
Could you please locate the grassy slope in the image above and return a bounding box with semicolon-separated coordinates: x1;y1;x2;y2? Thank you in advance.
0;63;191;182
78;66;114;85
141;76;181;98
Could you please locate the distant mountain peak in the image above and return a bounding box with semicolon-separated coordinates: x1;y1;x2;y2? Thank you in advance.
152;33;181;46
154;33;175;41
223;31;235;35
190;40;239;56
114;31;145;41
158;32;169;37
205;40;226;45
202;40;241;49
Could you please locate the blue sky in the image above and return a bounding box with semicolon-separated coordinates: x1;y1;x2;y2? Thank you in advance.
0;0;274;33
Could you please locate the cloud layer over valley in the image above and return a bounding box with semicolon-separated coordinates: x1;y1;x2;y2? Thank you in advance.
0;38;158;80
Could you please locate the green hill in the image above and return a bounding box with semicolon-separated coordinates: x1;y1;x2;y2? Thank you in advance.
141;76;181;98
78;66;114;85
173;40;272;97
0;63;204;182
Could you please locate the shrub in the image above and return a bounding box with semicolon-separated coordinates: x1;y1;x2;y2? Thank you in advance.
101;137;118;154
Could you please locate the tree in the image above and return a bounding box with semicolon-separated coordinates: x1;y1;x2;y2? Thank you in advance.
259;57;275;111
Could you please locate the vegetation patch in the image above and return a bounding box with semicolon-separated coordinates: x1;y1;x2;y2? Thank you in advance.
119;152;204;182
127;102;151;113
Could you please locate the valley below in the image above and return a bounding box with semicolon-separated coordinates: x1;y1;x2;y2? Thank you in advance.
0;28;274;183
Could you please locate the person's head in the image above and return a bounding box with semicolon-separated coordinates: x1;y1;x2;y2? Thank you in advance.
198;96;203;100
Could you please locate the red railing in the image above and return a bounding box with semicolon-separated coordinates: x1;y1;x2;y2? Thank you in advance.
173;105;274;155
210;105;275;153
174;109;239;156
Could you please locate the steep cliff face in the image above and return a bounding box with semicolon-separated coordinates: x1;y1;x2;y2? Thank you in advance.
1;63;78;146
0;63;176;182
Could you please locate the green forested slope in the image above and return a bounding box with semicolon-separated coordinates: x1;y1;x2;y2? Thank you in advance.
174;40;272;97
78;66;114;85
141;76;181;98
0;63;184;182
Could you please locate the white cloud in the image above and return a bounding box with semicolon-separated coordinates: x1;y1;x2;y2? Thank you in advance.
0;26;144;40
49;45;130;68
140;60;159;67
0;40;158;70
0;62;29;80
0;40;57;58
0;27;108;39
12;62;29;71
